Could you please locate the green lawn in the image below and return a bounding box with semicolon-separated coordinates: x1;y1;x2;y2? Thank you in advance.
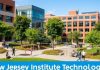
0;58;58;61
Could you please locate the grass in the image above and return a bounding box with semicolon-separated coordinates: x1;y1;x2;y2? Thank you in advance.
0;47;7;53
0;58;58;61
43;49;63;55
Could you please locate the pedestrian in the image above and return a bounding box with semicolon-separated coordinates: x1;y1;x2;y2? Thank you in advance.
12;47;15;56
82;50;86;61
6;51;11;59
77;51;82;61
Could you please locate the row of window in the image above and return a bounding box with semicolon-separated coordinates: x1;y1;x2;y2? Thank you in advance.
67;28;90;32
17;10;44;20
0;3;13;12
68;16;96;20
66;21;96;27
0;15;12;22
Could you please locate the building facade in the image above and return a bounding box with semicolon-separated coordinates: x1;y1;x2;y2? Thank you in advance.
16;5;45;29
45;11;100;44
0;0;15;24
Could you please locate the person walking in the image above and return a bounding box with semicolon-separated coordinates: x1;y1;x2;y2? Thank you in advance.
82;50;86;61
77;51;82;61
12;47;15;56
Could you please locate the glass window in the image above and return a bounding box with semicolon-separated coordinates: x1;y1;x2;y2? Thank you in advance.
62;17;66;20
0;3;3;11
73;29;77;31
79;29;83;32
73;21;77;26
85;16;89;19
6;5;12;12
0;15;3;21
6;16;12;22
64;22;66;27
73;16;77;20
79;39;83;42
63;28;66;32
67;22;72;27
68;17;72;20
91;16;96;19
80;34;83;37
79;21;83;26
85;21;89;26
91;21;96;26
68;29;71;32
85;28;89;32
79;16;83;19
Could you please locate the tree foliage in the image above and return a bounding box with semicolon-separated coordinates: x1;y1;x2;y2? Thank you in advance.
0;21;14;41
14;16;31;44
85;30;100;45
95;22;100;31
46;18;64;49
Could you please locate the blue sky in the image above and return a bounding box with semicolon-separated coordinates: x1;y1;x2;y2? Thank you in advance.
15;0;100;16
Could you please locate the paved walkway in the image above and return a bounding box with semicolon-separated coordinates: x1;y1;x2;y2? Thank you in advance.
0;46;99;61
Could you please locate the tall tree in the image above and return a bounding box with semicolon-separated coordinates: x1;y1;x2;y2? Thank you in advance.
46;18;64;50
68;31;80;46
0;21;14;41
85;30;100;46
95;22;100;31
14;16;31;44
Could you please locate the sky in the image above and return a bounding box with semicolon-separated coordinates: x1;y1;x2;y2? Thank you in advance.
15;0;100;16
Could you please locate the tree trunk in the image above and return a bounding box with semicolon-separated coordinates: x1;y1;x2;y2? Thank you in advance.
51;39;54;50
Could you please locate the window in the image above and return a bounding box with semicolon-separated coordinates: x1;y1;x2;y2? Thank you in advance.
62;17;66;20
64;22;66;27
73;29;77;31
68;29;71;32
79;39;83;42
0;15;3;21
85;28;89;32
85;16;89;19
91;16;96;19
79;16;83;19
68;17;72;20
6;5;12;12
67;22;72;27
91;21;96;26
73;16;77;20
6;16;12;22
79;29;83;32
0;3;3;11
85;21;89;26
80;34;83;37
63;28;66;32
79;21;83;26
73;21;77;26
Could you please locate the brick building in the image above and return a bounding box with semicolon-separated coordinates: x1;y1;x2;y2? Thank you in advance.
0;0;15;24
45;11;100;44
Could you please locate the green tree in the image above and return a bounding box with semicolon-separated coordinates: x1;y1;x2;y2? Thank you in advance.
0;21;14;41
46;18;64;50
67;32;73;44
14;16;31;44
68;31;80;46
25;28;41;44
85;30;100;46
95;22;100;31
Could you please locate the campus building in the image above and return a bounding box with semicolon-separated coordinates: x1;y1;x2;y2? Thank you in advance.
0;0;15;24
16;5;45;29
45;10;100;44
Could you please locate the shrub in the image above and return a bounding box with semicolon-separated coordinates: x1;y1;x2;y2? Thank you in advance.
0;47;7;53
42;49;63;55
9;42;21;47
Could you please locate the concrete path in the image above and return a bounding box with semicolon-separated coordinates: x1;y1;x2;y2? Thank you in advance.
0;46;99;61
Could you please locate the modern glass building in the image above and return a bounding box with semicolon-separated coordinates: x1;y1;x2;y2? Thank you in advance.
16;5;45;29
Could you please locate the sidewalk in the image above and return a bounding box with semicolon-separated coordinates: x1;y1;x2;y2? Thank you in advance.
0;46;99;61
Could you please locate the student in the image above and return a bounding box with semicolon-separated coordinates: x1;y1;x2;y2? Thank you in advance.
77;51;82;61
12;47;15;56
6;51;11;59
82;50;86;61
